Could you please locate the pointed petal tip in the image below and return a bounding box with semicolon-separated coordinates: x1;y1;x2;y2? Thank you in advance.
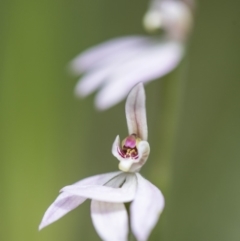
38;216;53;231
113;135;120;143
38;222;45;231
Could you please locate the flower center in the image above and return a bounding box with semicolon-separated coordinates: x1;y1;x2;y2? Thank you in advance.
117;134;141;159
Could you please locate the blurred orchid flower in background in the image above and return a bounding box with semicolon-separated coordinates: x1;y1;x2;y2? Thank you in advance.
70;0;195;110
39;83;165;241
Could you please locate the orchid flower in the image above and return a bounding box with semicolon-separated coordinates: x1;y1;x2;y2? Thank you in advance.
70;0;194;110
39;83;165;241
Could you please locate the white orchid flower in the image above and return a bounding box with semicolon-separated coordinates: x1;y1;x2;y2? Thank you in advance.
70;0;194;110
39;83;165;241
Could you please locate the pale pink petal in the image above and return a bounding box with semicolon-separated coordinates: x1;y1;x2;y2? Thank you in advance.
74;39;152;97
91;201;128;241
70;36;147;74
61;173;137;203
129;141;150;172
111;135;132;164
130;173;165;241
125;82;148;141
112;135;121;159
39;172;120;230
112;41;184;83
95;41;184;110
39;192;86;230
74;67;112;97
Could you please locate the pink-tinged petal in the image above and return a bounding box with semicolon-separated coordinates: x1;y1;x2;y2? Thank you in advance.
112;135;121;158
111;136;134;172
91;201;128;241
70;36;147;74
74;68;112;97
130;173;165;241
111;136;150;172
125;82;148;140
74;40;150;97
113;41;184;83
129;141;150;172
95;41;184;110
39;172;120;230
112;135;130;163
39;192;86;230
61;173;137;203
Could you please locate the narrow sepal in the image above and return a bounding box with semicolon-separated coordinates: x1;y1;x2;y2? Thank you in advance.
125;83;148;140
130;173;165;241
39;172;120;230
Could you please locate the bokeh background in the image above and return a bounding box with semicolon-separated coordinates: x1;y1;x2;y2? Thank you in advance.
1;0;240;240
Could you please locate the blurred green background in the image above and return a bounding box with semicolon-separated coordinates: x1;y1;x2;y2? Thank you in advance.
1;0;240;240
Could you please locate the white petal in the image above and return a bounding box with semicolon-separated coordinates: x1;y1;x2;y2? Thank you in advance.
118;160;134;172
112;135;121;159
39;172;120;230
74;43;147;97
95;41;184;110
39;192;86;230
125;82;148;140
74;67;112;97
130;173;165;241
111;135;131;164
61;173;137;203
70;36;147;74
113;41;184;84
91;201;128;241
129;141;150;172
